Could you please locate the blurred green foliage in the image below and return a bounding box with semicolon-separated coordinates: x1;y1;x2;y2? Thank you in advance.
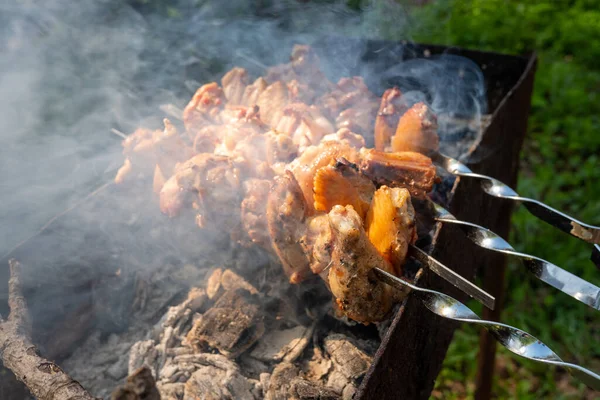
407;1;600;398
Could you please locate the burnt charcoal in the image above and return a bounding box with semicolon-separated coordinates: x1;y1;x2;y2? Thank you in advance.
251;322;315;363
251;325;309;362
265;362;300;400
206;268;259;300
184;365;256;400
289;378;341;400
186;289;265;358
324;334;372;380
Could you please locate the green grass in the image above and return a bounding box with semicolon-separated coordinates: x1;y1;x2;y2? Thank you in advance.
405;1;600;398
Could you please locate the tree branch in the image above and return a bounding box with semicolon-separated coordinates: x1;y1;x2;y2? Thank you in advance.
0;259;98;400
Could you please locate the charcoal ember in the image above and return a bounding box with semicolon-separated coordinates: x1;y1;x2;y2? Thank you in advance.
289;378;341;400
238;354;270;376
152;287;207;341
129;340;159;376
184;365;256;400
301;345;332;382
251;324;313;363
323;334;372;380
265;362;300;400
206;268;259;300
186;288;265;358
159;382;185;400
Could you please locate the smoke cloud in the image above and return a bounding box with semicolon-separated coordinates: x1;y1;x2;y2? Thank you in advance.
0;0;487;339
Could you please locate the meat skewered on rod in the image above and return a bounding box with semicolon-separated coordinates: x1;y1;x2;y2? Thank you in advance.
113;44;598;325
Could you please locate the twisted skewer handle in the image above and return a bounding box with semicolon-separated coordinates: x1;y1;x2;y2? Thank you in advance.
373;268;600;391
433;153;600;245
430;200;600;311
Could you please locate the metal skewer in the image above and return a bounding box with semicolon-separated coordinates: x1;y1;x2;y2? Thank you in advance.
432;152;600;245
428;200;600;310
409;245;495;310
373;267;600;391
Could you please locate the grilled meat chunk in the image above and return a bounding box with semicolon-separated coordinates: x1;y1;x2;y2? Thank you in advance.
221;67;248;105
266;171;312;284
183;82;226;131
313;159;376;220
366;186;417;276
240;178;272;249
115;119;193;186
159;154;241;233
327;205;398;324
289;141;360;213
359;148;437;198
392;102;439;153
374;87;406;151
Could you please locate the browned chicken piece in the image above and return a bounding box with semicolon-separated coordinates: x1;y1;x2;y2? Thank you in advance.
214;126;297;180
318;76;375;119
335;104;378;139
221;67;248;105
288;141;360;213
366;186;417;276
192;125;219;154
392;102;439;153
159;154;242;234
327;205;400;324
241;77;268;107
240;178;272;249
305;214;333;276
313;158;376;220
257;81;289;128
266;171;312;284
374;87;406;151
321;128;366;149
183;82;226;131
287;79;318;104
115;119;193;186
274;103;335;150
264;45;334;99
359;148;438;198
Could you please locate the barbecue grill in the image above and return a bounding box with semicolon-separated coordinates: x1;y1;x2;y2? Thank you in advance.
7;36;598;400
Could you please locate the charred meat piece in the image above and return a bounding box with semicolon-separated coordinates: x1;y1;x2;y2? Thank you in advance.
306;214;334;276
240;178;272;249
335;105;378;141
318;77;373;118
267;171;312;284
327;205;398;324
115;119;193;187
257;81;290;128
221;67;248;105
321;128;365;149
313;159;376;220
359;148;438;198
392;102;439;153
289;141;360;213
183;82;226;131
275;103;335;151
366;186;417;276
241;77;268;107
374;87;406;151
159;153;241;233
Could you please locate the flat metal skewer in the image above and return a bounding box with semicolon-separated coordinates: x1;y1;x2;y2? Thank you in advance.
409;245;495;310
429;200;600;311
432;152;600;245
373;267;600;391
